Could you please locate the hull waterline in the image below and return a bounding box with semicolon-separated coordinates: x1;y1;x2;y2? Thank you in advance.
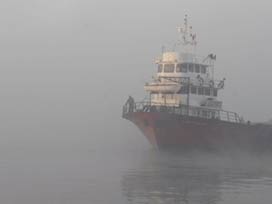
124;112;272;151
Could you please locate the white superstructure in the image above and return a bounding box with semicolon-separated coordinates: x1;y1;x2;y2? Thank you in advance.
144;15;225;113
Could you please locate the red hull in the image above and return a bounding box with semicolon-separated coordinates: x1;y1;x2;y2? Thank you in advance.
124;112;272;150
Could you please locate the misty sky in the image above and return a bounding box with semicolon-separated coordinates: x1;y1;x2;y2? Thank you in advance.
0;0;271;148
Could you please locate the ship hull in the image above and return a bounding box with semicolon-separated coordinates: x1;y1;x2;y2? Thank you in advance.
124;112;272;151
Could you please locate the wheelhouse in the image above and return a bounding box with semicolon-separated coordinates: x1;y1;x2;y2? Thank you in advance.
157;63;208;74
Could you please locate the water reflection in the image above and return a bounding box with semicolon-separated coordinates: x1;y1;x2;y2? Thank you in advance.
121;151;272;204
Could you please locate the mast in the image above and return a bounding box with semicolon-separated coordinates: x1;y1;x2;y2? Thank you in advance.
176;15;197;54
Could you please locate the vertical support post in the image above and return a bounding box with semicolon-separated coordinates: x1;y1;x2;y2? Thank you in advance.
187;77;190;116
212;59;214;81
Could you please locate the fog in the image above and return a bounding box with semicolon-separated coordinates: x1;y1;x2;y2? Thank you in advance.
0;0;272;203
0;1;271;149
0;0;270;150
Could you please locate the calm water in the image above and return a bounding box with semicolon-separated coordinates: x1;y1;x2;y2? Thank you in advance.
1;139;272;204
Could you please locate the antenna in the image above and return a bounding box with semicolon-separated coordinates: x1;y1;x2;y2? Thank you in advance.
176;15;197;52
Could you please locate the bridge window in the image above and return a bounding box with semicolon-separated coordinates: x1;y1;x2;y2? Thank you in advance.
195;64;200;73
204;87;211;96
189;63;194;72
201;66;206;74
176;64;181;72
158;64;163;73
181;64;187;73
164;64;175;73
176;64;188;73
191;86;197;94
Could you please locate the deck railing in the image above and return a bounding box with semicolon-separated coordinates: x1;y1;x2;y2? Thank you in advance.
122;101;242;123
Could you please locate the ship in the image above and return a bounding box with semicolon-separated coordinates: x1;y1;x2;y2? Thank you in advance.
122;15;272;151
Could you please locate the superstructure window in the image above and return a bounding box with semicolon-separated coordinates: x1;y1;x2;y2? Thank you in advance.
195;64;200;73
202;110;208;118
198;87;204;95
158;64;163;73
191;86;197;94
213;89;218;97
176;64;188;73
166;94;174;99
189;63;194;72
164;64;175;73
181;64;187;73
201;66;206;74
204;87;211;96
176;64;181;72
178;86;188;94
151;93;160;99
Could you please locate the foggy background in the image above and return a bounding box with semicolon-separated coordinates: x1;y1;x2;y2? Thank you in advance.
1;1;272;203
0;0;271;150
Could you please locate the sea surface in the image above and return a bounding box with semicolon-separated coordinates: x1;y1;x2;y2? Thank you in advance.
1;136;272;204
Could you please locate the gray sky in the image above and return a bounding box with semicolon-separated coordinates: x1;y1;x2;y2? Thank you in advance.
0;0;271;147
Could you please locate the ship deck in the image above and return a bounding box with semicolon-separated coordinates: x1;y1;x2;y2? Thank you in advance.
123;101;242;124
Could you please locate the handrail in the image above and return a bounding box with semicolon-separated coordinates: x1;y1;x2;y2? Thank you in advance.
122;100;242;123
152;76;225;89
